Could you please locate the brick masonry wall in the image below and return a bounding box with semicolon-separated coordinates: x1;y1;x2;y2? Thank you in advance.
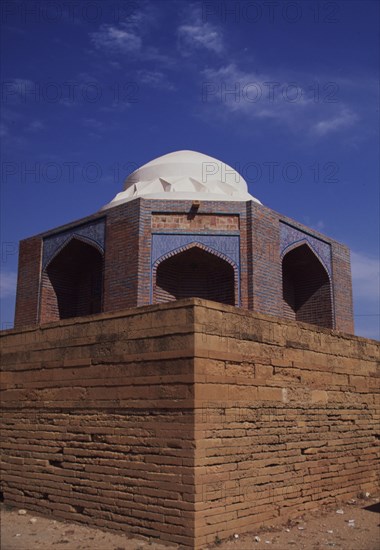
1;302;196;548
192;300;379;547
102;199;141;312
250;202;283;317
14;237;43;328
151;213;240;231
137;200;246;309
331;242;354;333
14;198;354;334
1;299;378;549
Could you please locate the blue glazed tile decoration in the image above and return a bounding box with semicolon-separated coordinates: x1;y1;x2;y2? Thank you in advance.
43;220;105;269
280;222;332;277
151;233;240;304
151;234;240;267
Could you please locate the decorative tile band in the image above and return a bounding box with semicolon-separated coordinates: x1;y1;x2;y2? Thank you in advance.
43;220;105;269
151;233;241;305
151;233;240;267
280;222;332;276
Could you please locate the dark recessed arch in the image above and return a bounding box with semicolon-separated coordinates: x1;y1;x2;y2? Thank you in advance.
154;244;236;306
41;237;103;322
282;243;333;329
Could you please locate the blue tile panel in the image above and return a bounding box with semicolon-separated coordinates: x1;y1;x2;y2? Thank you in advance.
151;233;241;304
151;233;240;267
42;219;105;269
280;222;332;277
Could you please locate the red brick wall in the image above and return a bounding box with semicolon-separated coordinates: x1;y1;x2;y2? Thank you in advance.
331;242;354;333
137;200;245;309
102;200;140;312
152;213;239;231
13;199;354;334
14;237;42;328
250;202;283;317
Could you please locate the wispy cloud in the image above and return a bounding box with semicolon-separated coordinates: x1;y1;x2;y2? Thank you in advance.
311;108;359;136
90;4;149;55
90;23;142;55
88;2;170;65
177;4;224;56
201;63;360;137
137;70;176;91
0;271;17;299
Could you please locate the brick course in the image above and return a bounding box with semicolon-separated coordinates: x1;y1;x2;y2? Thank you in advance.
151;213;239;231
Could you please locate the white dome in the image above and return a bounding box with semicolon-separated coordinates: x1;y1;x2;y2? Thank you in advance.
101;150;261;209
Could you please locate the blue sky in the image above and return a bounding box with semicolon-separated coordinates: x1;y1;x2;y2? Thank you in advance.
0;0;379;338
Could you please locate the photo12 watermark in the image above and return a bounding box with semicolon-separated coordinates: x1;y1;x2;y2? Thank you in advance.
202;81;340;105
0;159;340;186
200;160;339;185
1;80;139;106
201;1;341;24
1;1;141;25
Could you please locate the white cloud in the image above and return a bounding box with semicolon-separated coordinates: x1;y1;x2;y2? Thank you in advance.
88;2;170;65
178;23;223;55
137;70;175;90
0;271;17;299
90;23;142;54
177;4;224;55
351;251;380;301
312;108;359;136
202;64;309;117
201;63;359;137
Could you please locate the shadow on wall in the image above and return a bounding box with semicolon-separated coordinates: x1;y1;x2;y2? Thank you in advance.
155;246;235;306
41;237;103;323
282;243;333;329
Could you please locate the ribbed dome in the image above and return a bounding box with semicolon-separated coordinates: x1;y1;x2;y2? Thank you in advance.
101;150;261;209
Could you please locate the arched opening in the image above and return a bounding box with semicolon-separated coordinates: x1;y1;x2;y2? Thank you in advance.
155;246;235;306
282;243;333;328
41;238;103;322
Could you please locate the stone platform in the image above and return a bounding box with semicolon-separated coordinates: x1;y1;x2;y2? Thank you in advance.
1;299;378;548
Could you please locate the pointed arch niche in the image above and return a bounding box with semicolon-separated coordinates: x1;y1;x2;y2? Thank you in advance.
282;242;333;329
40;236;104;323
153;243;237;307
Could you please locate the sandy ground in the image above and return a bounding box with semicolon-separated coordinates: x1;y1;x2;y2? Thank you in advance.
1;496;379;550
